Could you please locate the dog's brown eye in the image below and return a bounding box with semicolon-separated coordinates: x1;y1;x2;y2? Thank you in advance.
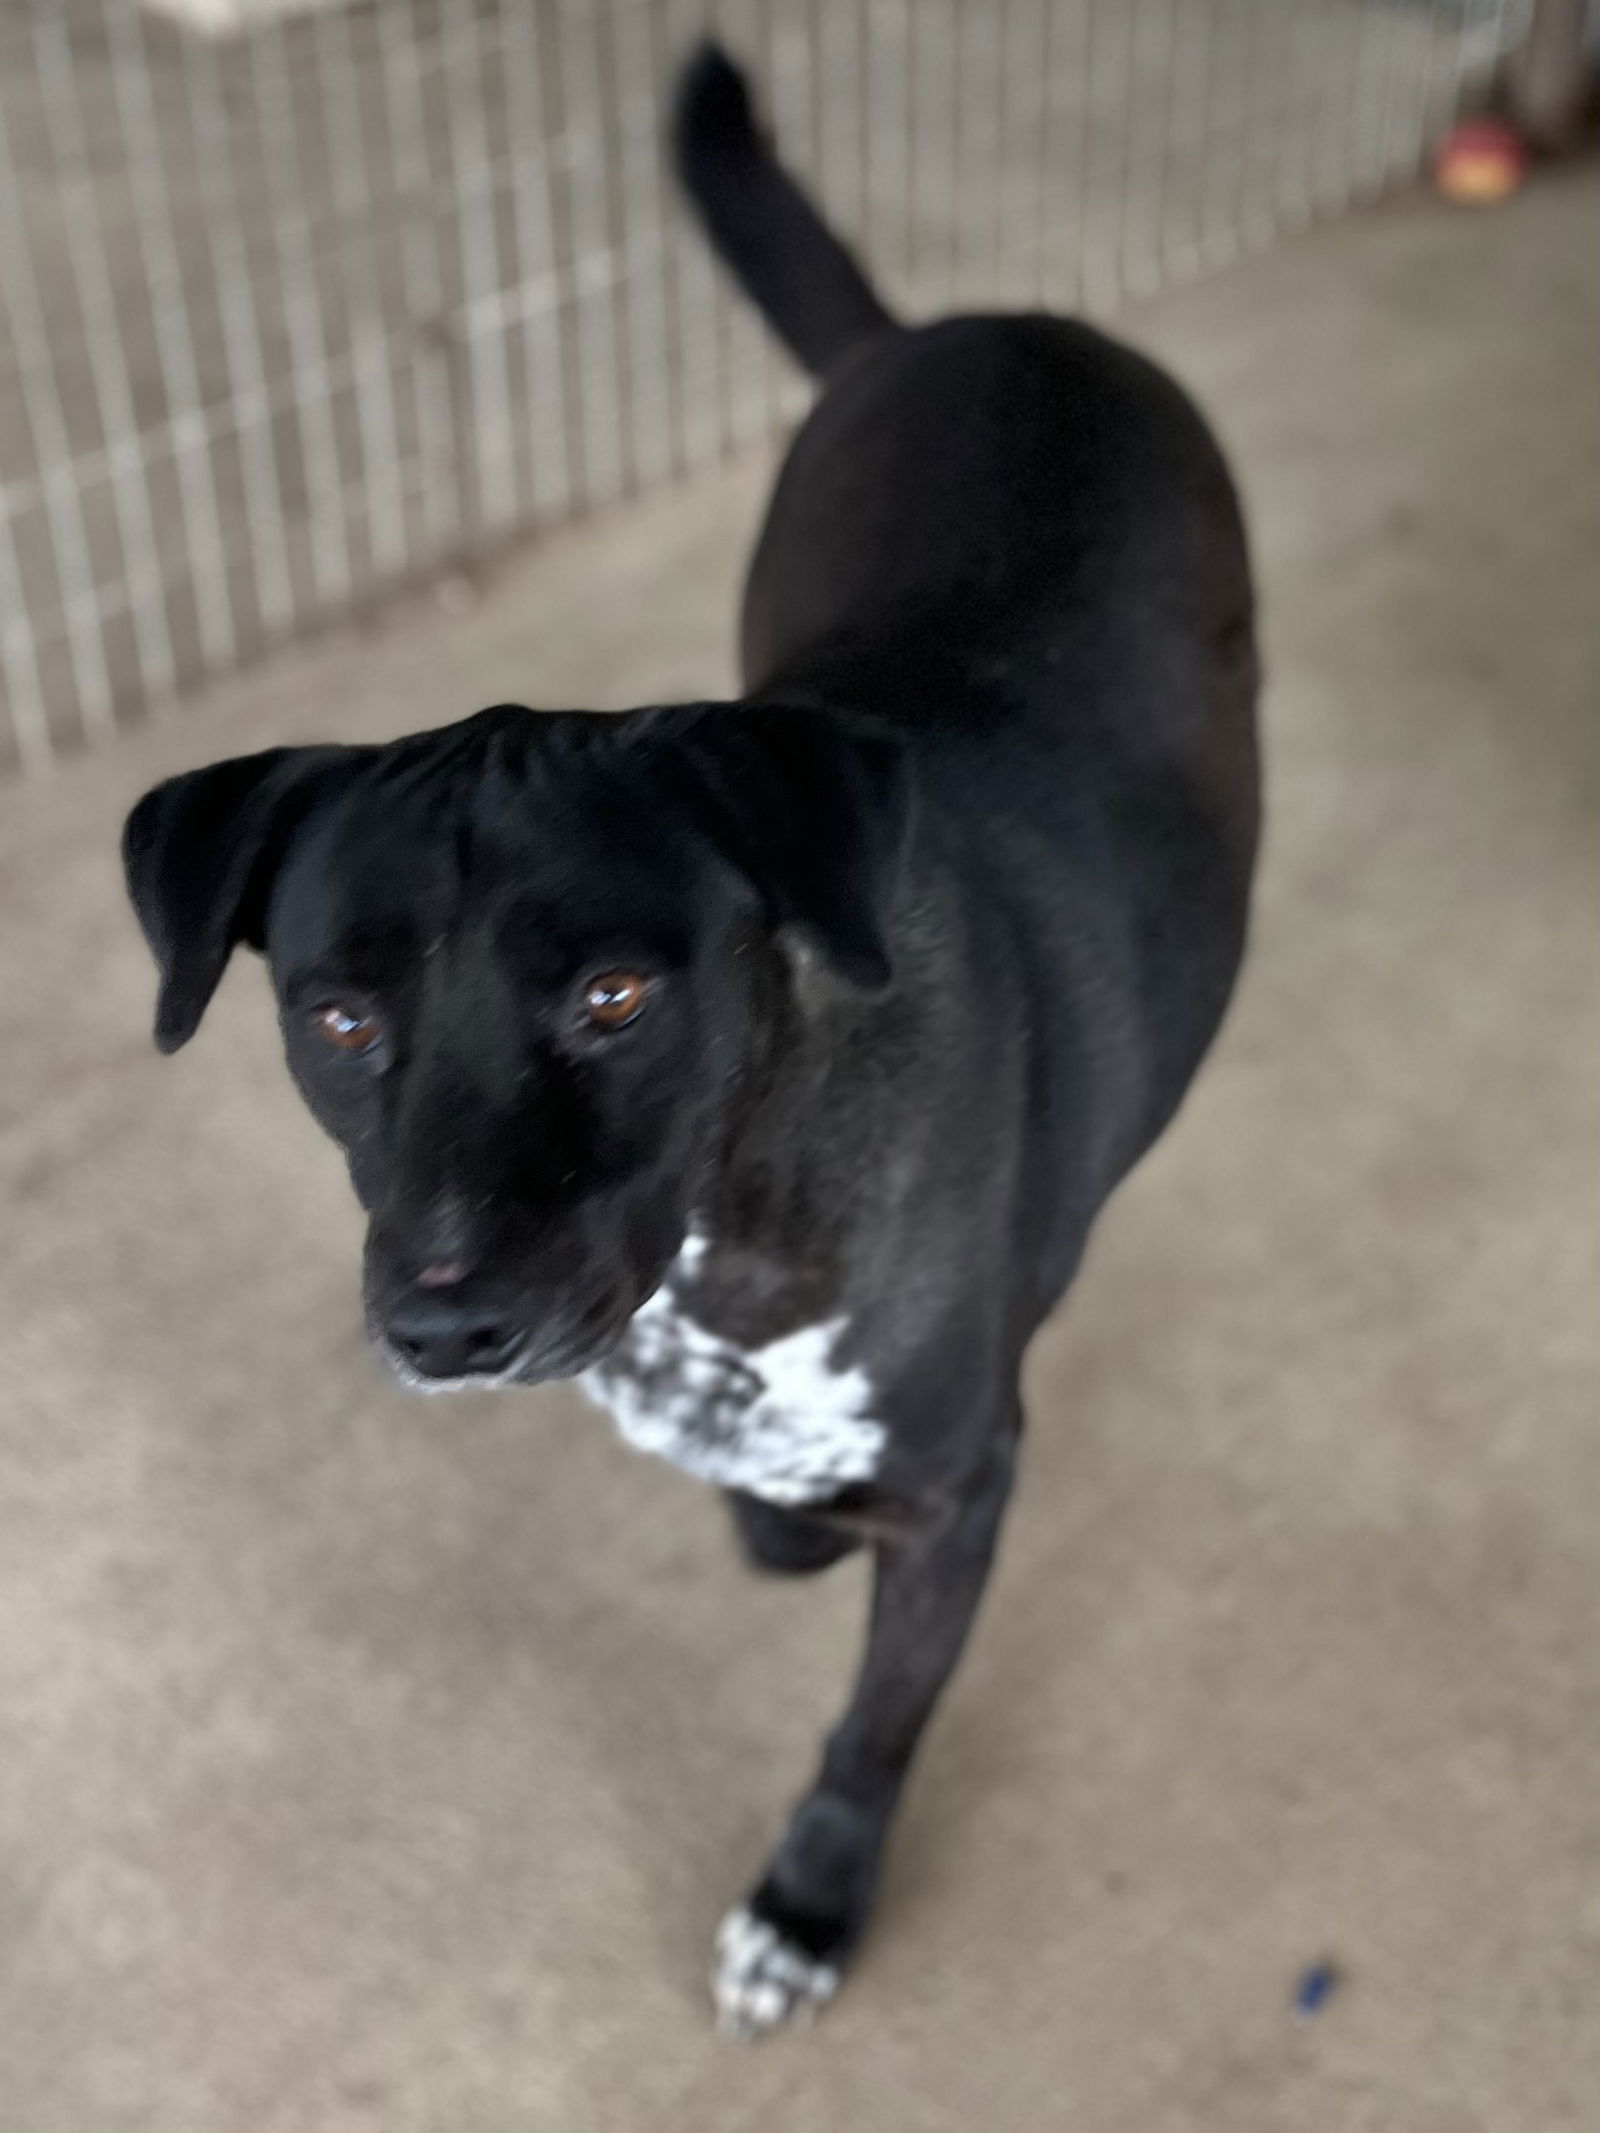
582;971;649;1031
315;1004;381;1053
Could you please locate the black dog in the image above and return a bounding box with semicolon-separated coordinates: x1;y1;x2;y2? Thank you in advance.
123;46;1258;2035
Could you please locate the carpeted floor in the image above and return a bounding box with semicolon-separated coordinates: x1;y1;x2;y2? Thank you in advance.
0;166;1593;2132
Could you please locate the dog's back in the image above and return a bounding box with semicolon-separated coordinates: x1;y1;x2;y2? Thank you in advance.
677;44;1260;1164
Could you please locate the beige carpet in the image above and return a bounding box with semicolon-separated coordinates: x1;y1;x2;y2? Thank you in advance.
0;167;1594;2132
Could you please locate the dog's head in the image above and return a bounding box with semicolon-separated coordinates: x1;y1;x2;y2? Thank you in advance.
123;703;905;1387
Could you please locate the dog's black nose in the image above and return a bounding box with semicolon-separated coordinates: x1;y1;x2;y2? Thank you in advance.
383;1293;524;1381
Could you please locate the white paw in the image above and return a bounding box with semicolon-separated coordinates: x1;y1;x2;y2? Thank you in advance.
711;1904;840;2039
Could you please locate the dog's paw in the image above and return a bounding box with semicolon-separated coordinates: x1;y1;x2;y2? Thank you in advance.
711;1904;840;2039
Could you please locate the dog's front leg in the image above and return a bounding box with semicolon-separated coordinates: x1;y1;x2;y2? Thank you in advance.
712;1428;1018;2037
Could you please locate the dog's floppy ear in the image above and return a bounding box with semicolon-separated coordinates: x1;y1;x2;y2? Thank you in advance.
652;702;908;989
122;745;356;1052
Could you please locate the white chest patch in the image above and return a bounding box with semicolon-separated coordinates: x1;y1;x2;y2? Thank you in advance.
579;1242;885;1506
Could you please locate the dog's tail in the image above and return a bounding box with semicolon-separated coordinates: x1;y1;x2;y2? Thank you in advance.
672;42;896;379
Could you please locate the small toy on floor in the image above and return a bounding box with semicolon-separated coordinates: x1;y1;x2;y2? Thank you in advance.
1433;119;1530;205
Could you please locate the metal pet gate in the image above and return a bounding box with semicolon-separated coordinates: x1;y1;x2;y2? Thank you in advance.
0;0;1519;776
